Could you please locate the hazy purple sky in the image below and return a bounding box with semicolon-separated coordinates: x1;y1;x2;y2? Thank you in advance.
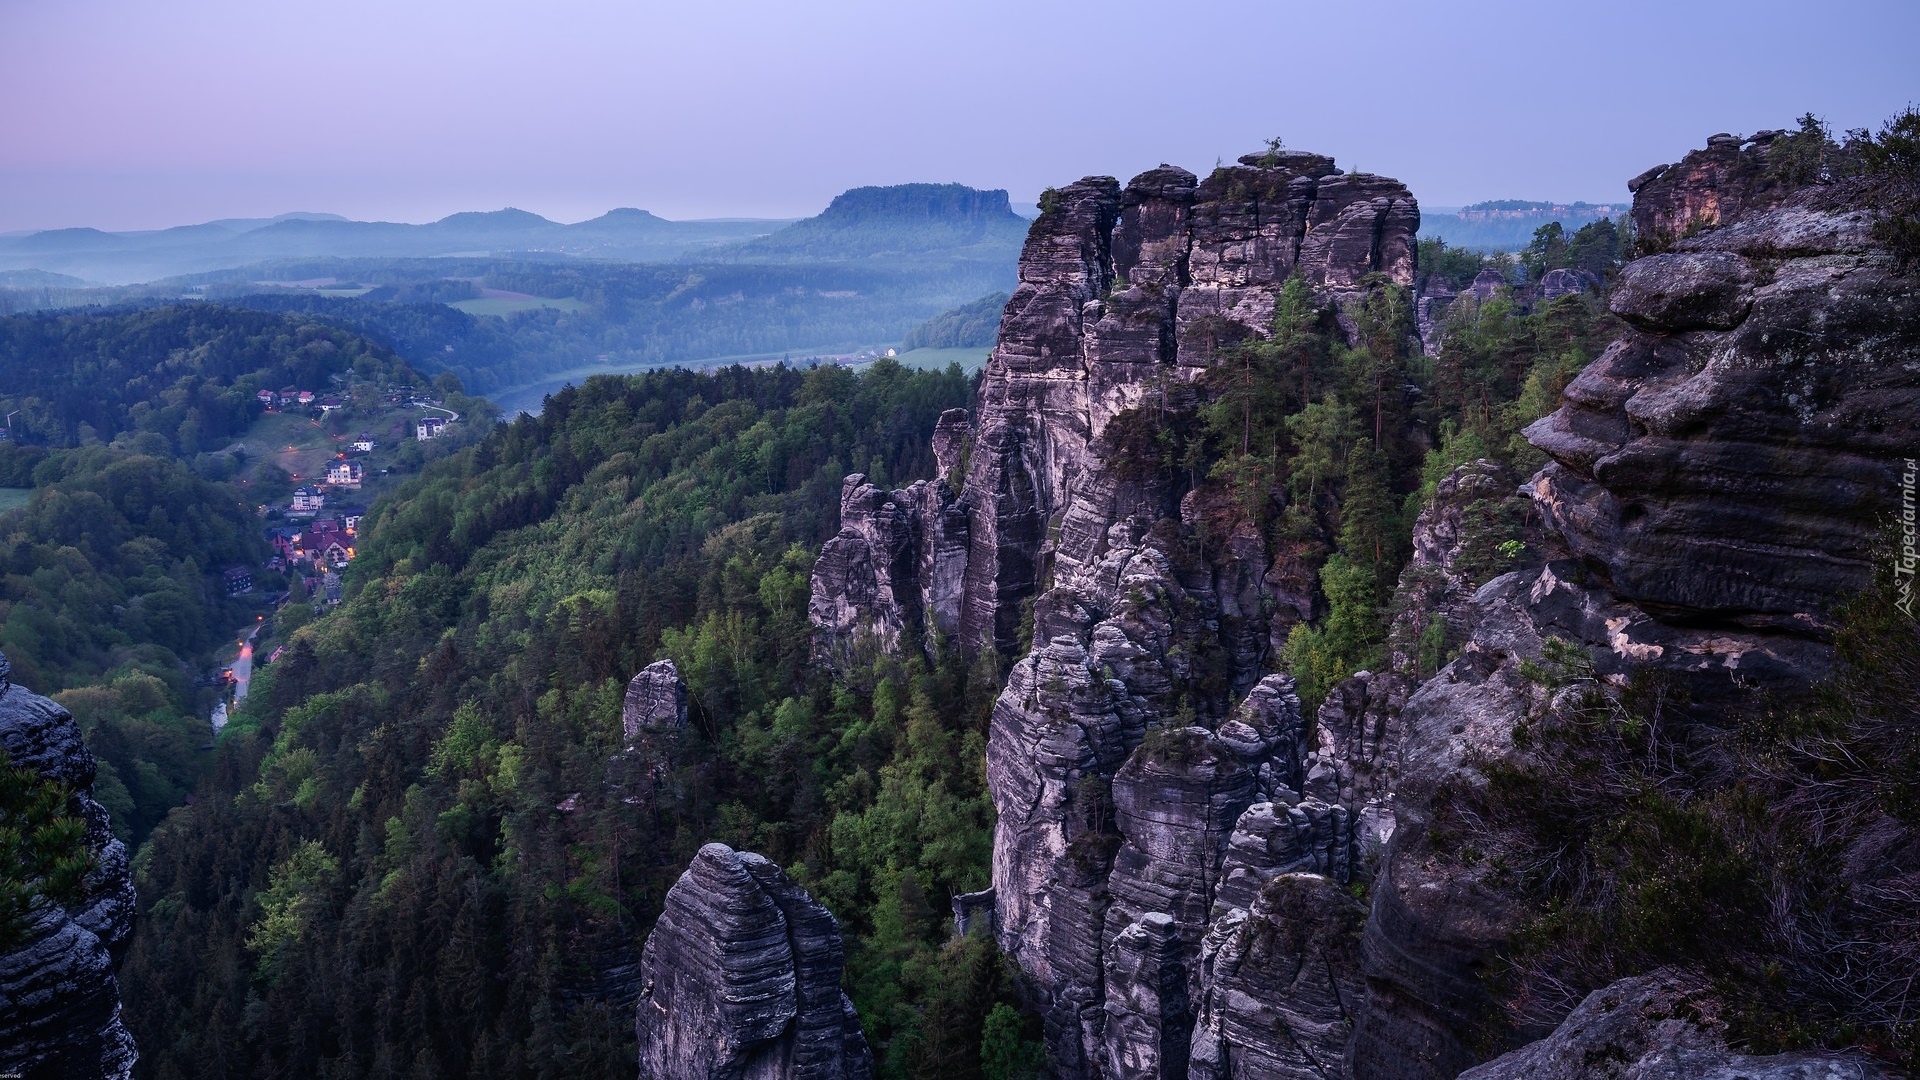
2;0;1913;232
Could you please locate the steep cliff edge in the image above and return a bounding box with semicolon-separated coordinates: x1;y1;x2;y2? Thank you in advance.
800;127;1915;1079
0;652;138;1080
804;148;1421;1077
1350;144;1920;1079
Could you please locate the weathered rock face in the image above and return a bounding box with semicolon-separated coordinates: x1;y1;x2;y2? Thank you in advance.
1190;873;1365;1080
622;658;688;741
1536;266;1599;300
1526;184;1919;635
806;154;1418;665
796;148;1421;1080
0;659;138;1080
1627;129;1798;249
635;843;872;1080
807;457;971;660
808;128;1915;1079
1458;970;1901;1080
953;151;1419;1079
1349;143;1920;1080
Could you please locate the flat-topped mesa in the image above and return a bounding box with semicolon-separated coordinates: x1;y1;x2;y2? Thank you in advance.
0;653;138;1080
635;843;873;1080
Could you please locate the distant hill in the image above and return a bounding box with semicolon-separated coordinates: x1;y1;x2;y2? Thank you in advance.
709;184;1031;263
900;291;1009;349
0;269;93;288
1422;199;1630;251
0;209;789;285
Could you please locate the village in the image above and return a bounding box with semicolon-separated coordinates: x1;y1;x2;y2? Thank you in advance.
209;382;461;683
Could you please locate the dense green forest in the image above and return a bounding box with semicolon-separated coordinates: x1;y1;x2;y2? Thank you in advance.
0;306;435;847
0;304;418;451
122;359;1035;1079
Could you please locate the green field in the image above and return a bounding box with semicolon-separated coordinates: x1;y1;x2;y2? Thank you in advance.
229;402;431;507
892;346;991;373
0;487;31;512
449;296;590;316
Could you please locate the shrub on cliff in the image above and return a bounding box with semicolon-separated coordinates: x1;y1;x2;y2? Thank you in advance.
1434;561;1920;1068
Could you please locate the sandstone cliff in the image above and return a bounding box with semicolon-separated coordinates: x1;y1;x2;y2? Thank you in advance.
635;843;873;1080
802;147;1422;1078
1349;145;1920;1079
798;129;1914;1080
0;652;138;1080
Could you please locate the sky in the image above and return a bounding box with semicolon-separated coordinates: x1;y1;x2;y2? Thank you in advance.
1;0;1914;233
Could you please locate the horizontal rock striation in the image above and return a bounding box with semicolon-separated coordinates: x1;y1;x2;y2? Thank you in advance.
1525;188;1919;637
1350;141;1920;1080
0;654;138;1080
798;145;1422;1079
1627;129;1802;250
635;843;872;1080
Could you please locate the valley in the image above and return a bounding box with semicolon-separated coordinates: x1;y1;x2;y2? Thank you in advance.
0;75;1914;1080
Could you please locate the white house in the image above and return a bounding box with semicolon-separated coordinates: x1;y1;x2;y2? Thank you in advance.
416;416;449;441
291;486;324;513
326;460;364;488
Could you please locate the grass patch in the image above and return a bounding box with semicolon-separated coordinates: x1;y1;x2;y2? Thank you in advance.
0;487;30;512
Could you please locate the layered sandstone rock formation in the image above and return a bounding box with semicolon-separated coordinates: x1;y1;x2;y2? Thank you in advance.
794;130;1914;1080
635;843;872;1080
622;658;688;741
1628;129;1803;248
801;148;1421;1078
808;153;1418;664
1350;150;1920;1080
0;653;138;1080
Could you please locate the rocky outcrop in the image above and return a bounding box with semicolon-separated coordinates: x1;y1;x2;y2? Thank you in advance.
955;149;1418;1078
807;152;1419;665
1536;266;1599;300
1190;873;1366;1080
622;659;688;741
803;126;1915;1079
635;843;872;1080
1627;129;1800;249
1525;187;1918;637
1458;970;1901;1080
808;411;972;660
1349;142;1920;1080
0;654;138;1080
